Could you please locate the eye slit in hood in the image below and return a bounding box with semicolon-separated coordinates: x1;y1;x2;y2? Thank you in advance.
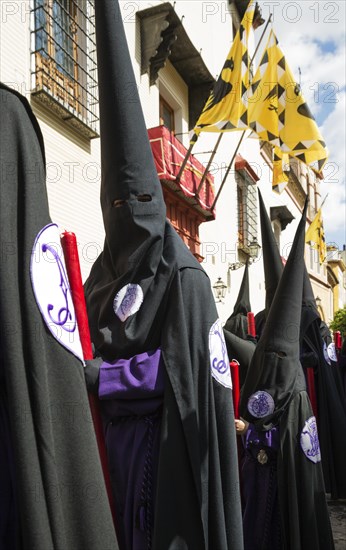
112;199;127;208
137;194;152;202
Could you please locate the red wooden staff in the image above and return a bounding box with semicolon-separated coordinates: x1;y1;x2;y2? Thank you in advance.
334;331;342;353
60;231;115;521
230;360;240;419
247;312;256;338
230;312;256;419
306;367;318;419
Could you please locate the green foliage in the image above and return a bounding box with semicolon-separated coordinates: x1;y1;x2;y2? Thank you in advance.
329;308;346;336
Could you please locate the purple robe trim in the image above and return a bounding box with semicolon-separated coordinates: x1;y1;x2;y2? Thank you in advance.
99;348;164;402
98;349;164;550
244;423;280;451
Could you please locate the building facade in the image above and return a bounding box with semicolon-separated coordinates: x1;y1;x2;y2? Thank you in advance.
0;0;337;326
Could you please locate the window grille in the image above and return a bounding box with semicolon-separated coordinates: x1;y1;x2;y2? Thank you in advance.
236;170;258;255
31;0;98;138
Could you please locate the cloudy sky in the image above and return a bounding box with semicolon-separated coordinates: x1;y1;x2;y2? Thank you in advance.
172;1;345;249
269;1;346;250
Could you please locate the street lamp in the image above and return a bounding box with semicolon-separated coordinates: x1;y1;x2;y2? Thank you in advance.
248;238;261;260
229;238;261;270
213;277;227;303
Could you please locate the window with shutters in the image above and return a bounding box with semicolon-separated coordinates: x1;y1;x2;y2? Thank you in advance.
31;0;98;138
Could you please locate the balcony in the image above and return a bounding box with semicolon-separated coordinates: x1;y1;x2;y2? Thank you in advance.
148;125;215;219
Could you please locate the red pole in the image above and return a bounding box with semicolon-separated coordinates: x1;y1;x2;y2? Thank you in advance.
334;331;342;352
60;232;116;521
247;312;256;337
306;367;318;419
230;360;240;419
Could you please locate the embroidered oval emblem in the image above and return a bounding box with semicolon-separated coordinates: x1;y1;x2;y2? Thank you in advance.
327;343;337;363
300;416;321;463
30;224;84;362
209;319;232;388
113;284;143;322
248;391;275;418
323;342;331;365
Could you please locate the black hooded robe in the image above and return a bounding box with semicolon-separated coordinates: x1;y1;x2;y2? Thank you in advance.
86;226;244;550
0;83;118;549
239;201;334;549
83;1;244;548
156;256;243;550
300;306;346;499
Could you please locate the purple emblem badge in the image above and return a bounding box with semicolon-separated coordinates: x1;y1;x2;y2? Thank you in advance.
209;319;232;388
30;224;83;361
248;391;275;418
113;283;143;322
300;416;321;463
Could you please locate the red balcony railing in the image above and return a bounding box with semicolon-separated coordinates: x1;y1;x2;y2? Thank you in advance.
148;125;215;218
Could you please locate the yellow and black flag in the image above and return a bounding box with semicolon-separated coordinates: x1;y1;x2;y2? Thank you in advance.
191;0;255;142
305;208;327;264
272;147;290;193
248;30;328;186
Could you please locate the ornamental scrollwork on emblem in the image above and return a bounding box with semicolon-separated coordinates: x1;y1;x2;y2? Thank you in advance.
41;243;76;333
113;283;143;322
248;391;275;419
209;319;232;389
120;284;138;318
300;416;321;463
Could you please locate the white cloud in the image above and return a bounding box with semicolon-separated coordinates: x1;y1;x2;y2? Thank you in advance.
266;1;345;44
320;90;346;246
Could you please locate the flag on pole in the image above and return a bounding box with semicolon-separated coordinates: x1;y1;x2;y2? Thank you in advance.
248;30;328;185
305;208;327;264
191;0;255;142
272;146;289;193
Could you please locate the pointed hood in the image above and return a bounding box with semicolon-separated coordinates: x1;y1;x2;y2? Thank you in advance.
258;188;284;315
226;262;251;324
94;0;166;276
302;265;318;312
300;264;320;342
240;198;308;429
224;262;251;338
230;261;251;317
84;0;200;360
